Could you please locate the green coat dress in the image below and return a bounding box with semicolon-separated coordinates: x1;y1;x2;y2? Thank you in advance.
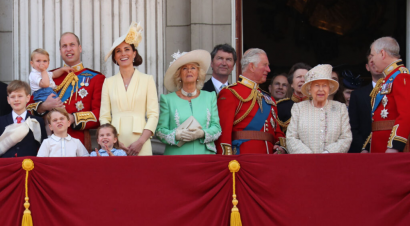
156;91;222;155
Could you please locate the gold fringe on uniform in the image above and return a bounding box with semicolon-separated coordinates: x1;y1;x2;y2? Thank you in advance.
21;159;34;226
370;78;384;108
228;160;242;226
227;88;263;125
54;72;79;101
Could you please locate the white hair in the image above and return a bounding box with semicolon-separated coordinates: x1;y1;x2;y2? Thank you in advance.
371;37;400;58
241;48;266;71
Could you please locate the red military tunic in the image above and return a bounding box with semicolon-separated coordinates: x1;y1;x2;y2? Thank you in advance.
215;75;286;155
27;63;105;146
363;60;410;153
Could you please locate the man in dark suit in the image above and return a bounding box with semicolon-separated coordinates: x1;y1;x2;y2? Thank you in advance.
348;52;383;153
0;80;47;158
202;44;236;94
0;82;12;116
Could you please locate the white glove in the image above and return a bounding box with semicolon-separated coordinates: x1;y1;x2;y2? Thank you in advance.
182;126;204;142
175;129;187;141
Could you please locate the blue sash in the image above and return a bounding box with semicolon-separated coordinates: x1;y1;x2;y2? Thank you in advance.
232;96;271;154
372;71;400;114
58;69;98;102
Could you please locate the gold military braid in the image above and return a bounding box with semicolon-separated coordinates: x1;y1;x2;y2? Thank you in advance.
227;88;263;125
53;72;79;100
369;78;384;108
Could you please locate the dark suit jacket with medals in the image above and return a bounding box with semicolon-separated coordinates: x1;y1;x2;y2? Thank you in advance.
348;83;373;153
0;111;47;158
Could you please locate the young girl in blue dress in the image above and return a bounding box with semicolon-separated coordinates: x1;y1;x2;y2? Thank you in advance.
90;124;127;156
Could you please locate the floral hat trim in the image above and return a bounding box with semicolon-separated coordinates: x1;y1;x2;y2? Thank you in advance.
125;22;143;47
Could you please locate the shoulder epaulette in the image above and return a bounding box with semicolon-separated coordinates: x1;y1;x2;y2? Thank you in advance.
84;68;103;75
399;67;409;74
276;98;290;104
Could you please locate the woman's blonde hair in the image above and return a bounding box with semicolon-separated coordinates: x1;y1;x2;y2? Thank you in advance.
173;62;206;91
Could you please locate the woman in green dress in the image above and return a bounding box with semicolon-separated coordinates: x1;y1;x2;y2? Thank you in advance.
156;50;221;155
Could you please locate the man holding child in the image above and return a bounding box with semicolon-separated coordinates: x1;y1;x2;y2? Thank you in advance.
27;32;105;151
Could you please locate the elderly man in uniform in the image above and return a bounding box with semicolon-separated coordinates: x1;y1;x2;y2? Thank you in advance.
215;48;286;155
363;37;410;153
27;32;105;151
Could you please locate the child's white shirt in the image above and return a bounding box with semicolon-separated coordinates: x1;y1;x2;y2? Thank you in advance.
37;134;89;157
29;68;56;93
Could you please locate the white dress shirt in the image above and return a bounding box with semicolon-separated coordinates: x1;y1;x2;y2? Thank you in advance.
211;77;229;94
12;111;27;124
37;134;89;157
372;81;376;88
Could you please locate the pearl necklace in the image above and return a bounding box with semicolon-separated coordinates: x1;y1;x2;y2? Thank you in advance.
181;88;197;97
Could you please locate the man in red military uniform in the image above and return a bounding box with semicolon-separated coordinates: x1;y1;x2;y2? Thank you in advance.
363;37;410;153
27;32;105;151
215;48;286;155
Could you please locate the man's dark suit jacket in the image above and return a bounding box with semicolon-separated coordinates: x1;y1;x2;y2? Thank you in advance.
348;83;373;153
0;112;47;158
202;78;217;93
0;82;12;116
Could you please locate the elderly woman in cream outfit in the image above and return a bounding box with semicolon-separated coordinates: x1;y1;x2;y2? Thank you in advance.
100;22;159;156
286;64;352;154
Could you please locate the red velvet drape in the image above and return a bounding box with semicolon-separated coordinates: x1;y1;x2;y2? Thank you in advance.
1;154;410;226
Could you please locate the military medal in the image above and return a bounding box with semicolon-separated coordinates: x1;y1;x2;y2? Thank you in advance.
80;77;85;86
85;78;90;86
263;94;275;106
381;95;389;119
78;88;88;99
75;101;85;111
380;83;392;95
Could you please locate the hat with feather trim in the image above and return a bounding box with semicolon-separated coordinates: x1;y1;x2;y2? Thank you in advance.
104;21;143;62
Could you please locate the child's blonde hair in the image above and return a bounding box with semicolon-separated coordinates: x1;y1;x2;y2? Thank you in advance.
96;124;120;149
46;108;70;125
30;48;50;61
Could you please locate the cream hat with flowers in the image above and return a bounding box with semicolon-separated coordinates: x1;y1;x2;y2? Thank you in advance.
104;21;143;62
164;50;211;92
301;64;339;97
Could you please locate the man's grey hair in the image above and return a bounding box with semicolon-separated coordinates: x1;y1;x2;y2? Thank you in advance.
371;37;400;58
241;48;266;71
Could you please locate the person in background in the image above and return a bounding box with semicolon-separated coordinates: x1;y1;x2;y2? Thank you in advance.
216;48;286;155
363;37;410;153
277;62;311;132
156;49;221;155
286;64;352;154
268;73;288;101
329;69;346;104
90;124;127;156
348;50;384;153
37;108;89;157
341;70;361;108
100;22;159;156
0;80;47;158
0;82;12;116
202;44;237;94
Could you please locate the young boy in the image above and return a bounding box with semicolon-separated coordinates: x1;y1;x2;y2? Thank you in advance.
37;108;89;157
29;48;72;102
0;80;47;158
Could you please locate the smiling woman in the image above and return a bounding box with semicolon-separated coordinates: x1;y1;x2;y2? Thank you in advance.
100;22;159;157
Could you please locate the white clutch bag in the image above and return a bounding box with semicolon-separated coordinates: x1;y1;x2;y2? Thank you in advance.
176;116;201;147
